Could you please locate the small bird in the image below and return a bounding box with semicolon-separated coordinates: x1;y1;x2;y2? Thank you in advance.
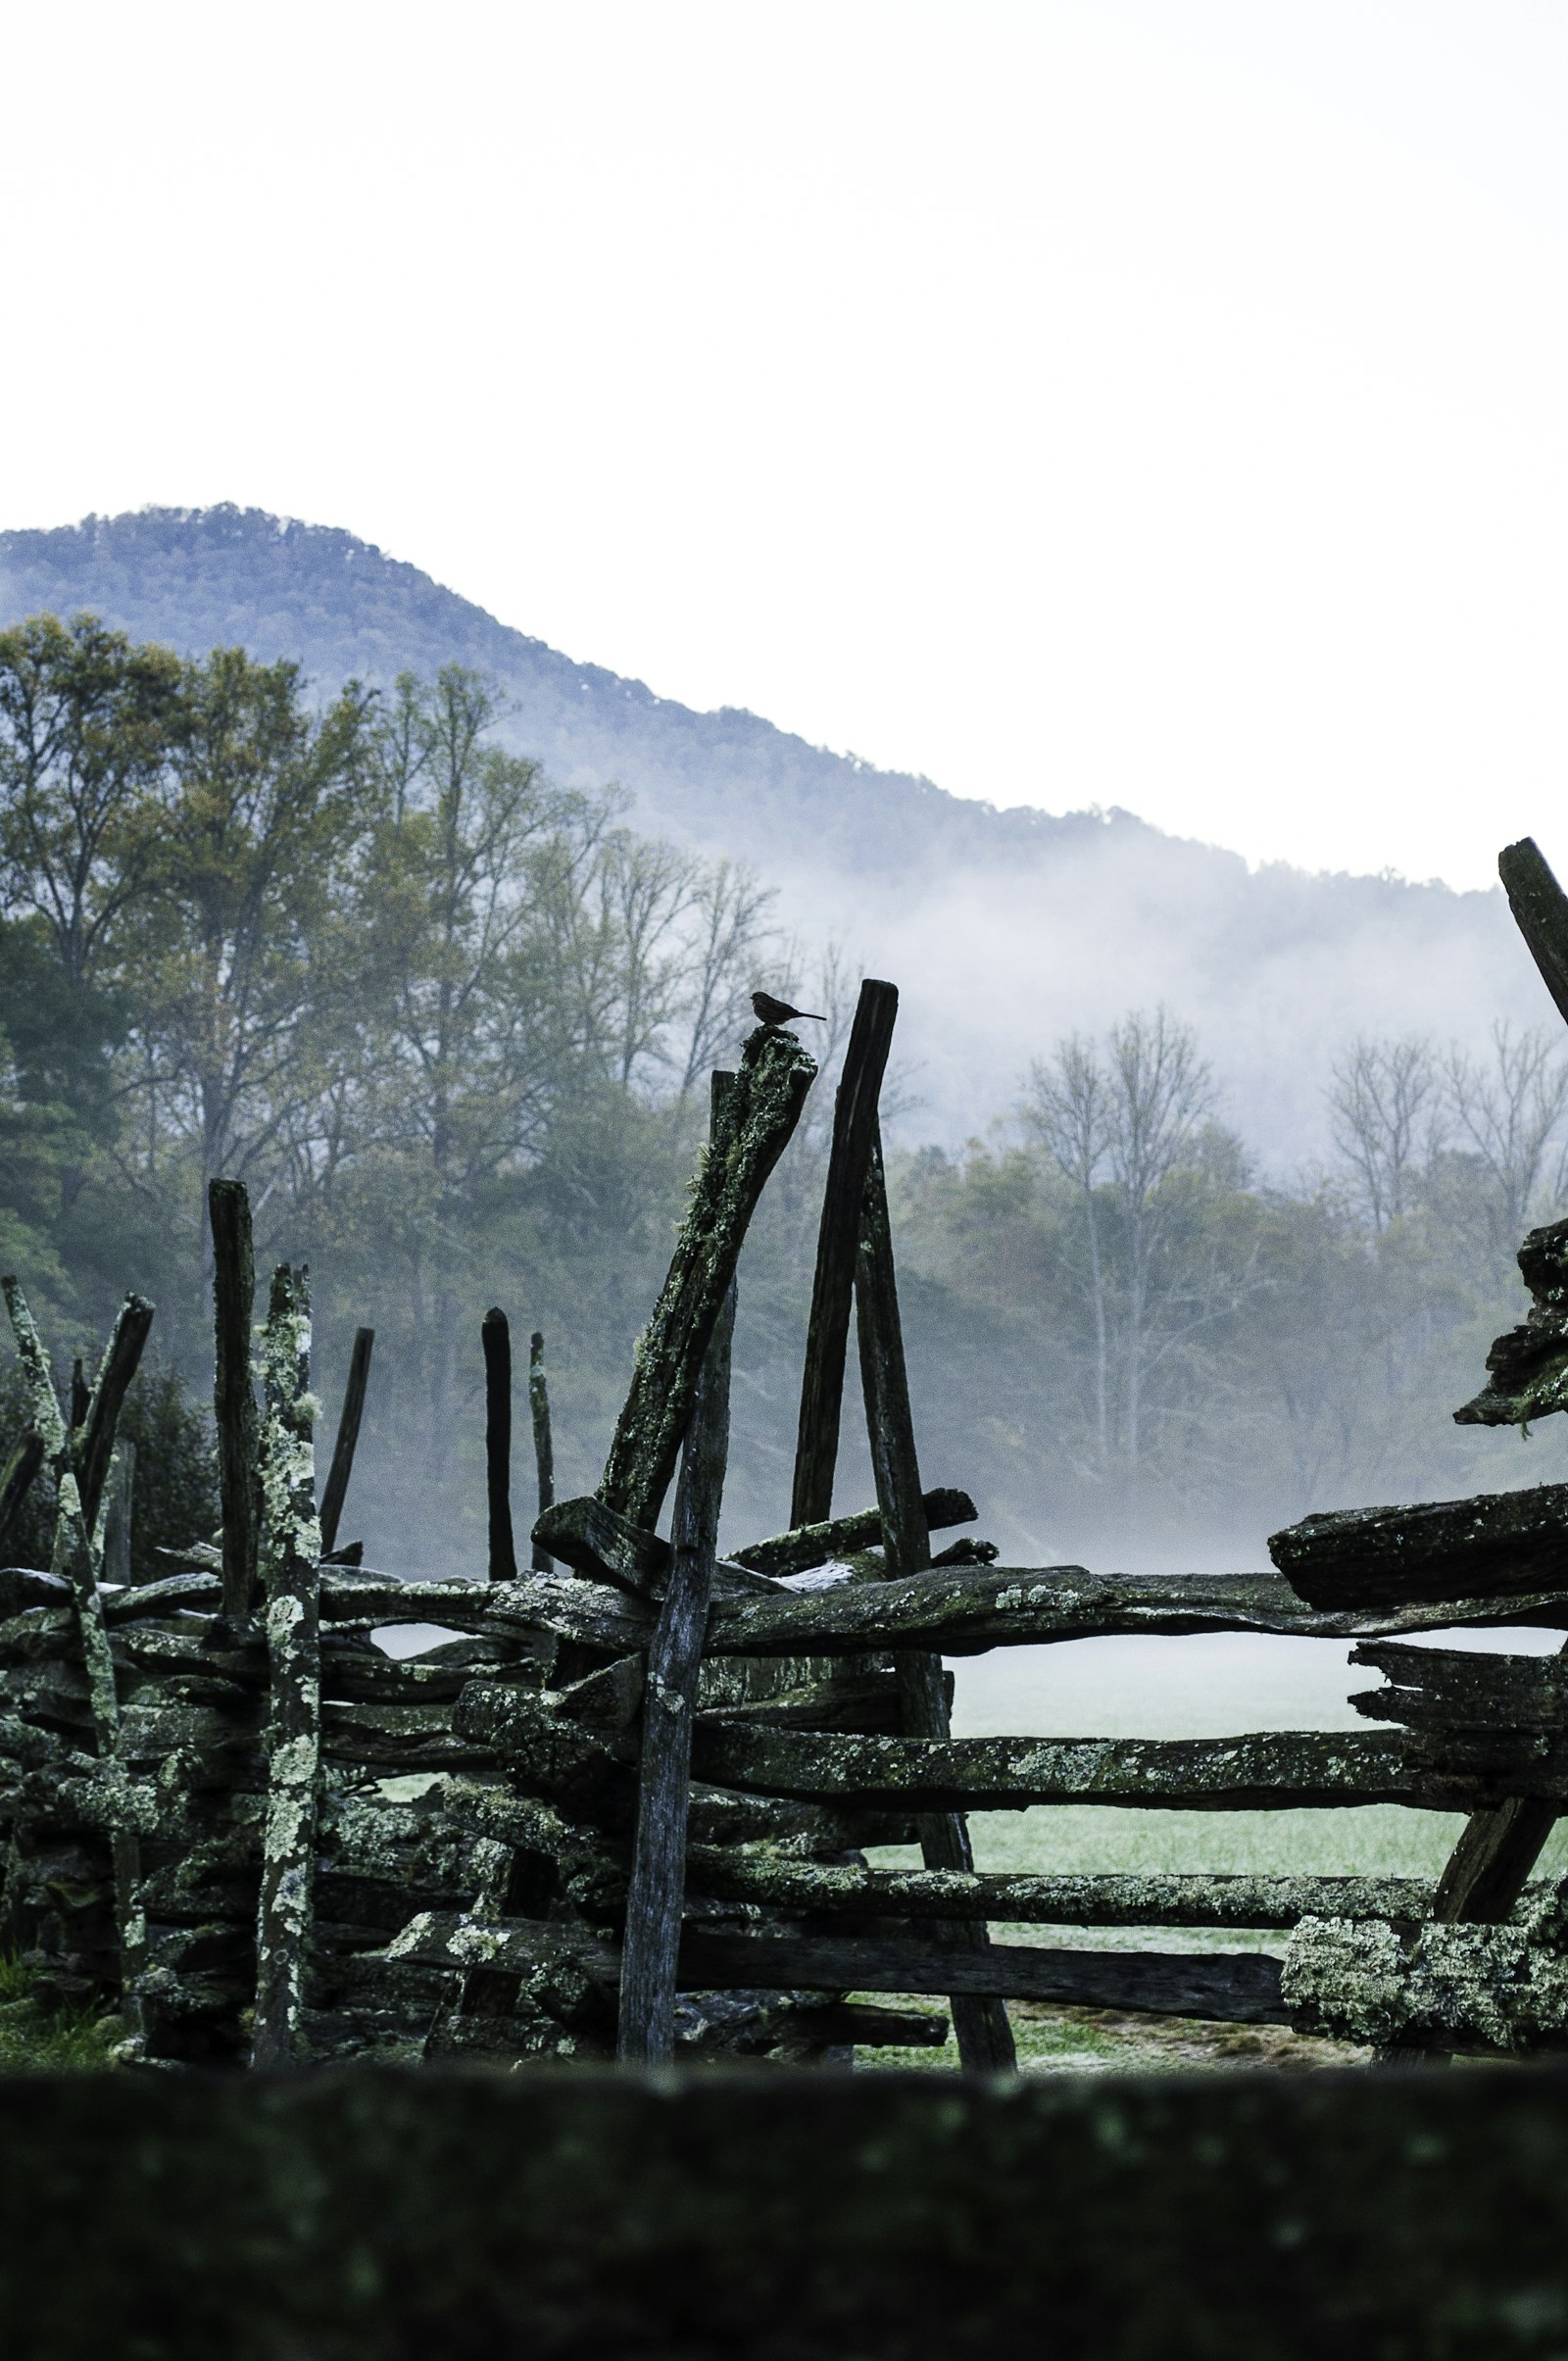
752;990;825;1027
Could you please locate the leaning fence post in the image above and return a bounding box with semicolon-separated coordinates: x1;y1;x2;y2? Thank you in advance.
529;1330;555;1573
791;979;900;1530
856;1130;1017;2074
599;1024;813;1530
209;1180;262;1618
618;1078;737;2065
318;1326;373;1557
252;1263;321;2069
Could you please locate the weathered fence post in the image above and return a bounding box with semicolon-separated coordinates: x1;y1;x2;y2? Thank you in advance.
318;1326;373;1558
482;1309;518;1584
210;1180;262;1619
792;980;900;1528
102;1441;135;1588
599;1024;814;1529
857;1132;1017;2074
617;1080;738;2065
529;1330;555;1573
252;1263;321;2069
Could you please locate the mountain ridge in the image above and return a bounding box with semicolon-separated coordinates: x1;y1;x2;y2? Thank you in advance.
0;505;1534;1156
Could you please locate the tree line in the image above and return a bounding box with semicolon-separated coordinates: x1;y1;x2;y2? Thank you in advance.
0;609;1558;1567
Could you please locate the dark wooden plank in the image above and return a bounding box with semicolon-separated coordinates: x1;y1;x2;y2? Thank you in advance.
533;1494;776;1599
76;1295;154;1536
529;1330;555;1573
392;1912;1287;2023
318;1327;373;1556
730;1488;978;1581
855;1122;1013;2071
791;978;899;1528
1499;835;1568;1030
1269;1483;1568;1610
599;1024;814;1530
209;1179;262;1619
480;1309;516;1584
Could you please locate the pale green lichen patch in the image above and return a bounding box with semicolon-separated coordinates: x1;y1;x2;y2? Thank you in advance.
1284;1914;1568;2051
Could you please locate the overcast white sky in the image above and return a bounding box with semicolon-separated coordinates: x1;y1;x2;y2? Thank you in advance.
4;1;1567;890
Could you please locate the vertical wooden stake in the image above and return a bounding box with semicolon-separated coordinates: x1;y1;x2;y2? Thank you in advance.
482;1309;517;1584
856;1130;1016;2074
618;1077;737;2066
252;1263;321;2070
209;1181;261;1619
791;980;900;1530
318;1327;374;1557
102;1441;135;1589
529;1331;556;1573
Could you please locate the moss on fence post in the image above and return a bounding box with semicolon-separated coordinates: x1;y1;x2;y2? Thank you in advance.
252;1263;322;2069
598;1026;814;1531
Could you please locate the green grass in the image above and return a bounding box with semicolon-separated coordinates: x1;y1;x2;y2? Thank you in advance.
0;1956;120;2071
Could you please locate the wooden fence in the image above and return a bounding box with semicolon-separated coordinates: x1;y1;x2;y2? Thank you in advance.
9;840;1568;2065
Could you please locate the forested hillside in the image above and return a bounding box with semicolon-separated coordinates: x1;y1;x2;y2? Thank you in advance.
0;602;1562;1579
0;507;1542;1159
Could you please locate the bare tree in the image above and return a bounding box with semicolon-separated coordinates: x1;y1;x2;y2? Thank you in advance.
672;859;779;1096
1327;1035;1439;1230
1024;1036;1109;1463
1443;1022;1568;1258
1026;1008;1218;1470
1103;1010;1217;1464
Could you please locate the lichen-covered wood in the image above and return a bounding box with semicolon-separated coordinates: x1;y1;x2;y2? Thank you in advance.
1284;1910;1568;2052
252;1264;322;2067
1270;1485;1568;1610
703;1560;1568;1655
682;1852;1443;1928
1455;1217;1568;1428
598;1023;814;1529
729;1487;979;1580
618;1276;736;2063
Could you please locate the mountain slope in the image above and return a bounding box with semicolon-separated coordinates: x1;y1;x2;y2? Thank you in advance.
0;506;1540;1156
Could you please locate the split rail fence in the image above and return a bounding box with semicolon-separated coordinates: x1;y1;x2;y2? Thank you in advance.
10;840;1568;2063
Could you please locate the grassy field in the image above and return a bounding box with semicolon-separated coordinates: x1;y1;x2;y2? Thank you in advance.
858;1627;1568;2071
0;1957;118;2071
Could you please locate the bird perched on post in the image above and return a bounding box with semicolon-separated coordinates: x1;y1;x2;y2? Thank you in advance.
752;991;824;1028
